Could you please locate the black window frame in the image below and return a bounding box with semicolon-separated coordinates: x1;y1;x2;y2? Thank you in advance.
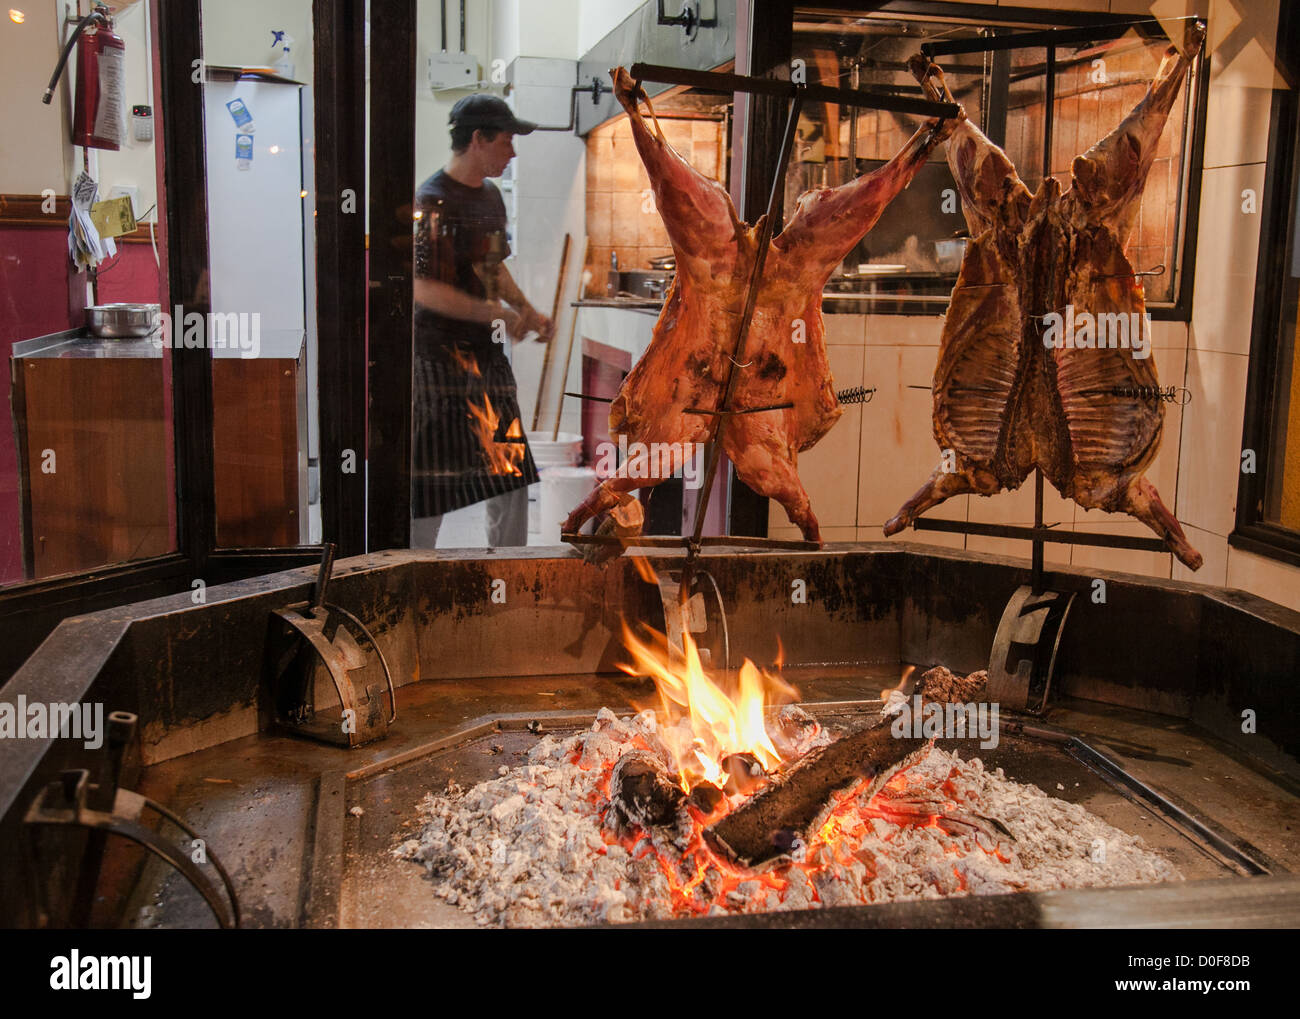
1231;0;1300;569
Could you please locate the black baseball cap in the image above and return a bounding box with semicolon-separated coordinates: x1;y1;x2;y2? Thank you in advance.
449;94;537;135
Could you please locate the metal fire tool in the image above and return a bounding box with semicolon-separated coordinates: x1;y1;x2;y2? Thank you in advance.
986;586;1076;715
267;542;397;747
23;711;241;928
984;471;1076;715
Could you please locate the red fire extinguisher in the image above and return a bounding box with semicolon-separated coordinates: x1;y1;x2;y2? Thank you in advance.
42;3;127;151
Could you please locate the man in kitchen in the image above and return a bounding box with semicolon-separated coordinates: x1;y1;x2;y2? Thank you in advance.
411;94;554;548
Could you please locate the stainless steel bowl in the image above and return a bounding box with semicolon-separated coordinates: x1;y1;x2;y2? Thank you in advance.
85;303;162;339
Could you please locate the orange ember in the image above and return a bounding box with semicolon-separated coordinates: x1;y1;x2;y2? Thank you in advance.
591;748;956;916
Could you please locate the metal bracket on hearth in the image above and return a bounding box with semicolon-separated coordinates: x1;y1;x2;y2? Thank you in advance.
267;543;397;748
653;566;730;671
986;586;1076;716
22;712;241;929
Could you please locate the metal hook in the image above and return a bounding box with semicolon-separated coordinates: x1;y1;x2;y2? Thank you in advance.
1096;263;1166;279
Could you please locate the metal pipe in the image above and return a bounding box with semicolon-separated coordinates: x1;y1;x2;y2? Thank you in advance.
532;79;608;132
921;17;1184;57
310;542;336;614
1042;45;1055;183
42;7;106;104
1032;469;1044;594
848;60;859;180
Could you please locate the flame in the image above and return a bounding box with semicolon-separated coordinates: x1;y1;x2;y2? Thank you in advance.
618;622;799;791
450;347;481;375
881;664;915;703
466;395;525;476
628;555;659;585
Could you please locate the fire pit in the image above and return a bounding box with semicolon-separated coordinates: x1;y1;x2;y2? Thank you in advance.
392;712;1184;926
381;634;1197;926
2;544;1298;928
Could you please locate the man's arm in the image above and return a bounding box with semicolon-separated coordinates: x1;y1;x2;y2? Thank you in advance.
413;277;522;335
494;264;554;341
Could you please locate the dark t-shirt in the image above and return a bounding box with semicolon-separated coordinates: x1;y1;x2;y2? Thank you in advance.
410;170;538;518
414;170;511;353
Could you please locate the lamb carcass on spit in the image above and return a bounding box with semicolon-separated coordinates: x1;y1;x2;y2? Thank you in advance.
563;66;958;544
885;25;1205;570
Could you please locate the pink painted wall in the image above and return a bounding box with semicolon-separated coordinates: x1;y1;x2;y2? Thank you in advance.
0;227;79;584
96;237;164;305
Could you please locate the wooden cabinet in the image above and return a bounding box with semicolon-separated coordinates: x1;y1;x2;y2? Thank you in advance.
11;330;307;580
11;335;171;580
211;346;306;548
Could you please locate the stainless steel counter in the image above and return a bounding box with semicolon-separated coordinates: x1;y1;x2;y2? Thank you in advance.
12;327;306;360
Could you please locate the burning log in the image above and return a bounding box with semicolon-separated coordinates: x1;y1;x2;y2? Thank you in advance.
721;753;766;796
687;782;724;814
704;720;929;868
769;704;826;760
608;750;683;831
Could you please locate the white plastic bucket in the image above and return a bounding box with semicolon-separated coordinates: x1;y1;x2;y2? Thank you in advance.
527;432;582;533
527;431;582;468
539;466;597;542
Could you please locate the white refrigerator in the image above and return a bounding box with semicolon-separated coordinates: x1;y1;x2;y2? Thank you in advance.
203;74;320;543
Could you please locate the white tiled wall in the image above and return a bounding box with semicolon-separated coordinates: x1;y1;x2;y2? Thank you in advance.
506;57;587;430
771;0;1300;613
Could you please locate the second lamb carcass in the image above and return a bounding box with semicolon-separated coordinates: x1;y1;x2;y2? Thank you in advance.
563;66;957;544
884;26;1205;570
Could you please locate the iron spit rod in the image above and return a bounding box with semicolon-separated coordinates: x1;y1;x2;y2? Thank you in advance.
911;517;1168;551
560;533;818;551
310;542;336;614
1032;469;1045;594
682;91;806;608
627;62;958;119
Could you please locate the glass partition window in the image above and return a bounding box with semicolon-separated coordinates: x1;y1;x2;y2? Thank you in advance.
200;0;319;548
409;0;587;549
790;10;1200;311
0;2;176;585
